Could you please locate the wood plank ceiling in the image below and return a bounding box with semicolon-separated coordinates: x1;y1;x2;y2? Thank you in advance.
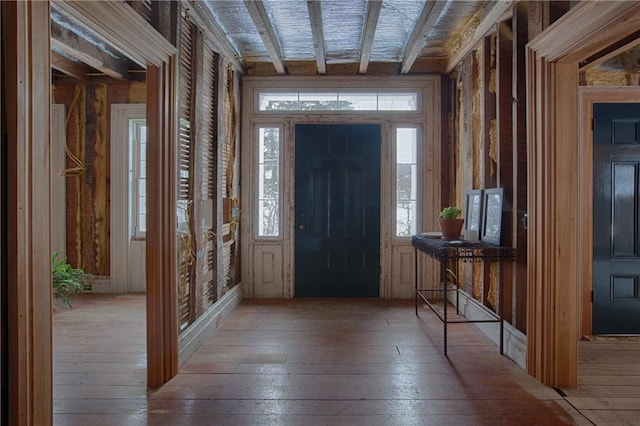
199;0;498;75
49;0;640;79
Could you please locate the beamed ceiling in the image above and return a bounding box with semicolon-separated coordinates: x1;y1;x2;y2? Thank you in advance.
50;0;517;78
49;0;640;79
197;0;506;75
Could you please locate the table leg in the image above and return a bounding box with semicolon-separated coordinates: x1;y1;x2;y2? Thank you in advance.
414;248;418;317
442;259;447;357
499;260;504;355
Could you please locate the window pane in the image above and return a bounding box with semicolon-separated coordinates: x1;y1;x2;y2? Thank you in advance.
138;215;146;234
378;93;418;111
259;127;280;162
259;200;279;236
259;164;279;198
299;92;338;110
338;92;377;110
259;93;299;111
396;201;417;236
258;126;281;236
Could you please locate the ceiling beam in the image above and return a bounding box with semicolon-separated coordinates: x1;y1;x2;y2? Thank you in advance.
579;29;640;71
50;19;129;80
307;0;326;75
359;0;383;74
51;51;88;80
244;0;286;74
445;1;515;73
400;0;445;74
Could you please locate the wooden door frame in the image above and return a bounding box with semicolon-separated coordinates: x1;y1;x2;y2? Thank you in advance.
6;2;178;423
3;2;51;424
526;2;640;388
54;0;179;390
579;88;640;337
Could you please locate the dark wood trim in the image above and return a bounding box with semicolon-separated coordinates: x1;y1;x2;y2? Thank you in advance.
512;2;528;333
146;61;179;388
496;21;514;323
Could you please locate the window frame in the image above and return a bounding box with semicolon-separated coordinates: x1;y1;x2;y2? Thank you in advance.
256;88;421;114
129;118;148;239
255;123;283;240
393;124;422;239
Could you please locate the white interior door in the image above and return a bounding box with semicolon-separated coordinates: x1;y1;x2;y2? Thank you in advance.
111;104;146;293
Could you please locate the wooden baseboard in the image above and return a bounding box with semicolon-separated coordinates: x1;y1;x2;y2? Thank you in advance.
178;284;243;366
447;289;527;369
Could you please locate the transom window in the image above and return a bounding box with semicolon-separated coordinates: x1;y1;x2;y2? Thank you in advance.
259;90;418;112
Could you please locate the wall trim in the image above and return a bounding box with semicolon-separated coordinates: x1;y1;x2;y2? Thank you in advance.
178;284;243;366
447;289;527;369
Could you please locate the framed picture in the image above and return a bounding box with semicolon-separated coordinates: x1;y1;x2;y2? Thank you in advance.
481;188;504;245
464;189;483;232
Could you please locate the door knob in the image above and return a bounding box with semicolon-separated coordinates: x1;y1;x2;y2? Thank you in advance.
299;225;305;230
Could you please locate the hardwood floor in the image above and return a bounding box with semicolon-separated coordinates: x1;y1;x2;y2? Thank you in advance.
53;294;637;425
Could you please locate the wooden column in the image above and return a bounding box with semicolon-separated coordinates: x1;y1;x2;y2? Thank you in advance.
3;1;52;424
146;61;179;388
527;55;580;387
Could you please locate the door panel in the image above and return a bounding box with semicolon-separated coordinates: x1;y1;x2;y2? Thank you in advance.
295;124;380;297
593;103;640;334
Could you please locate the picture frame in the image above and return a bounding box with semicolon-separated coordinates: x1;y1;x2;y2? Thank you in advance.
464;189;483;232
481;188;504;245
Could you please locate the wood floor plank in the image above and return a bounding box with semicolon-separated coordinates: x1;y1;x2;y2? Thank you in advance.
54;295;640;426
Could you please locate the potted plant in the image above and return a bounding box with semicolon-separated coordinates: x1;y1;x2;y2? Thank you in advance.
52;251;92;308
438;206;464;240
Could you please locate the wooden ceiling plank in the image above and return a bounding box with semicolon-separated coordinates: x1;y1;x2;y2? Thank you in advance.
359;0;383;74
400;0;442;75
243;0;286;74
580;30;640;72
51;51;88;80
445;1;515;73
186;0;244;73
50;19;129;80
307;0;326;75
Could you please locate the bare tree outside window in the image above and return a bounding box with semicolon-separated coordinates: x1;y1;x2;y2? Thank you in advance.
259;127;280;236
396;127;418;236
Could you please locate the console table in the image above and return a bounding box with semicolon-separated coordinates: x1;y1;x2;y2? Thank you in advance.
412;235;515;356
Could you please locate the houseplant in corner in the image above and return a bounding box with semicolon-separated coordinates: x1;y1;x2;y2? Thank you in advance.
438;206;464;240
52;251;92;308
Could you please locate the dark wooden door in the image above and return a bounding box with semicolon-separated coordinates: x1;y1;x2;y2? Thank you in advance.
593;103;640;334
295;124;381;297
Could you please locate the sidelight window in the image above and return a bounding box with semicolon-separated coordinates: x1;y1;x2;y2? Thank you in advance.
258;126;281;237
395;126;419;237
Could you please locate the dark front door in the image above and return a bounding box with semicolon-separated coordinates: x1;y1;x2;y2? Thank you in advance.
593;103;640;334
295;124;381;297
